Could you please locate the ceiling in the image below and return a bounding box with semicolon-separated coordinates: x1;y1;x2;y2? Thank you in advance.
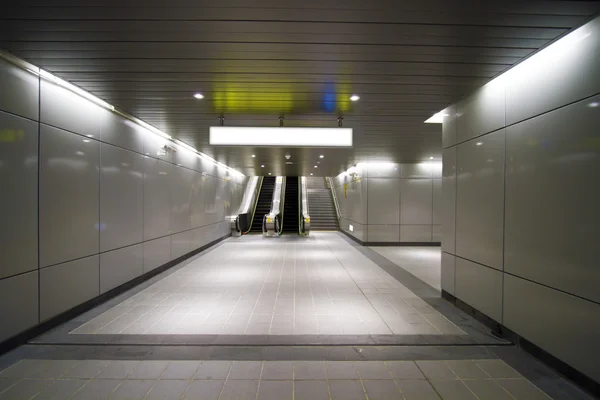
1;0;599;176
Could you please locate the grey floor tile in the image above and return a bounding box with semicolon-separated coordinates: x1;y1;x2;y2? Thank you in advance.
257;380;293;400
415;361;458;380
97;360;141;379
395;380;441;400
33;379;88;400
161;361;201;380
294;380;330;400
194;361;231;380
63;360;110;379
261;361;294;380
463;379;514;400
325;361;359;380
183;380;224;400
362;379;403;399
496;379;552;400
145;379;190;400
0;360;75;379
354;361;392;379
129;361;170;380
444;360;489;379
219;380;258;400
107;379;154;400
386;361;426;380
0;378;19;394
294;361;327;380
71;379;122;400
328;380;367;400
476;360;523;379
0;378;53;400
228;361;263;380
429;380;478;400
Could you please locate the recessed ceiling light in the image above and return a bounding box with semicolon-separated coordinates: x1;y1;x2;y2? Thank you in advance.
193;93;204;99
310;173;313;176
350;94;360;102
268;172;271;175
251;154;255;158
319;154;324;158
314;165;318;168
476;142;483;146
261;164;265;167
429;157;434;160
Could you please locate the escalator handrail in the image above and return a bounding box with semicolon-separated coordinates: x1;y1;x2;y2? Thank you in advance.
243;176;264;234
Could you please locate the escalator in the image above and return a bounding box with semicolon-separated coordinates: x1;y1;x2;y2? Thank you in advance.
282;176;299;234
249;176;276;233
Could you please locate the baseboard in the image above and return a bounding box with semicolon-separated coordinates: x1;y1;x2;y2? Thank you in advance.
441;290;600;397
0;233;231;356
339;229;440;246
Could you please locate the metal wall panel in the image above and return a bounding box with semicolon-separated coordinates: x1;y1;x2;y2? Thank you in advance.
0;271;38;343
367;225;400;242
170;165;194;234
400;179;432;225
441;147;456;254
99;243;143;294
142;236;171;274
0;58;39;121
367;178;400;225
0;111;38;279
400;225;432;242
456;81;506;142
441;252;455;295
143;157;172;240
455;257;503;322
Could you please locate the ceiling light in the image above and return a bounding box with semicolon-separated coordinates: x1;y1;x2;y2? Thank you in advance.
261;164;265;168
350;95;360;101
268;172;272;175
424;111;448;124
193;93;204;99
251;154;255;158
310;173;313;176
319;155;324;158
210;127;352;147
476;142;483;146
429;157;434;160
314;165;318;168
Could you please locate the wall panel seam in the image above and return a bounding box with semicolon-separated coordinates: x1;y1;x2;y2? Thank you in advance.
0;108;40;124
505;273;600;307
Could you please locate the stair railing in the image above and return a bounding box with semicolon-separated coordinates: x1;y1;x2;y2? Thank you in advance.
325;177;342;225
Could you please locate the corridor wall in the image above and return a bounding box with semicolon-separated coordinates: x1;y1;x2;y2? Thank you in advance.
0;57;246;343
441;16;600;383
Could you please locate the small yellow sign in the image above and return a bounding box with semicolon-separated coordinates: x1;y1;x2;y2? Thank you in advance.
344;183;348;198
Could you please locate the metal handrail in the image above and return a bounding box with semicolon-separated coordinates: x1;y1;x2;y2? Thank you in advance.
326;177;342;223
242;176;263;234
299;176;310;236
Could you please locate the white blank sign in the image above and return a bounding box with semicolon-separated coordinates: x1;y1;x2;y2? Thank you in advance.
209;127;353;147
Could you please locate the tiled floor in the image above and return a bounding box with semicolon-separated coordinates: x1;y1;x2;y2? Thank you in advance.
370;247;442;291
0;359;553;399
71;233;464;336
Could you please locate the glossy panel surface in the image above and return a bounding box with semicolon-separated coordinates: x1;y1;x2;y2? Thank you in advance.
366;163;400;178
505;17;600;125
100;144;144;252
143;157;171;240
340;218;366;242
334;177;367;225
503;275;600;383
171;166;193;234
441;147;457;254
39;124;100;267
367;225;400;242
442;105;457;148
441;252;455;295
456;81;505;142
0;271;38;342
367;178;400;225
40;80;107;139
142;133;173;163
400;225;432;242
400;179;432;225
171;231;191;260
99;243;143;294
455;130;505;270
432;179;442;225
40;255;99;321
102;113;144;154
504;96;600;303
143;236;171;274
401;163;433;179
432;225;441;242
0;58;39;120
0;111;38;279
455;258;503;322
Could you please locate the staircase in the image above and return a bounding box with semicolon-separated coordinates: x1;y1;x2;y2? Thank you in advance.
282;176;299;234
306;177;339;231
249;176;276;233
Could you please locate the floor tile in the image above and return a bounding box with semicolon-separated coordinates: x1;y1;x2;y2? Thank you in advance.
429;379;478;400
128;361;170;380
463;379;514;400
496;379;552;400
294;380;330;400
386;361;426;380
63;360;110;379
0;378;53;400
294;361;327;380
194;361;231;380
395;380;441;400
261;361;294;380
362;379;403;399
328;380;366;400
71;379;122;400
97;360;141;379
219;380;258;400
107;379;154;400
0;378;19;394
257;380;293;400
476;360;523;379
415;361;458;380
228;361;263;380
182;380;224;400
354;361;392;379
444;360;489;379
160;361;201;380
325;361;358;379
145;379;190;399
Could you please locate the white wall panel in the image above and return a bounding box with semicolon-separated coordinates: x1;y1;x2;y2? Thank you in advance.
339;218;366;242
456;80;505;142
143;236;171;274
40;255;99;321
100;144;144;252
171;231;191;260
441;147;457;254
100;243;143;294
432;179;442;225
0;58;39;120
0;111;38;279
401;163;432;179
39;125;99;267
441;105;457;149
441;252;455;295
170;165;193;233
366;163;400;178
367;225;400;242
102;113;144;154
0;271;38;342
455;130;505;270
400;225;432;242
455;258;503;322
143;157;171;240
505;17;600;125
504;96;600;303
432;225;441;242
142;133;173;163
400;179;432;225
504;275;600;383
367;178;400;225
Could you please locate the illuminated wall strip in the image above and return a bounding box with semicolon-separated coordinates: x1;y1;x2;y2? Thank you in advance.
0;50;244;177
